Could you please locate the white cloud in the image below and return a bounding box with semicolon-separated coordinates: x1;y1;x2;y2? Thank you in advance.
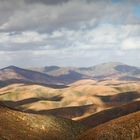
0;31;47;44
122;37;140;50
0;24;139;52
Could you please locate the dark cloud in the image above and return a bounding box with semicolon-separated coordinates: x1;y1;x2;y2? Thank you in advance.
0;0;139;33
24;0;71;5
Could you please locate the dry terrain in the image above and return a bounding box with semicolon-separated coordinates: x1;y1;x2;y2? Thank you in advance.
0;102;87;140
0;80;140;120
77;110;140;140
78;100;140;127
0;63;140;139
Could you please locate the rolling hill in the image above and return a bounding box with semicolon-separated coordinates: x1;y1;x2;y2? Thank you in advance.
0;62;140;139
0;102;87;140
26;104;100;120
0;81;139;120
77;110;140;140
78;100;140;128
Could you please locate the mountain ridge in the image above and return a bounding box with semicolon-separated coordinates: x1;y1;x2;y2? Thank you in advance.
0;62;140;87
29;62;140;77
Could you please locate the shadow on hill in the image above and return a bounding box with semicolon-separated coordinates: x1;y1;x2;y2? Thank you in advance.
0;95;63;108
0;79;68;89
25;104;98;119
0;98;101;120
95;91;140;105
0;101;87;140
77;110;140;140
78;100;140;128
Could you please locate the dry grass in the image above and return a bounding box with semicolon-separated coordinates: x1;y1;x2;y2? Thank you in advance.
0;80;140;120
0;103;87;140
77;111;140;140
78;100;140;128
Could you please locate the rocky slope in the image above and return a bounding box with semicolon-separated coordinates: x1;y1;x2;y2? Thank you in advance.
0;102;87;140
77;111;140;140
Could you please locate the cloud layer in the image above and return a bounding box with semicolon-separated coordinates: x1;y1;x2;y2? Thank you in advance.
0;0;140;68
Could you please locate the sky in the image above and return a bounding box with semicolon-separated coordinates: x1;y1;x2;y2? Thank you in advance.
0;0;140;68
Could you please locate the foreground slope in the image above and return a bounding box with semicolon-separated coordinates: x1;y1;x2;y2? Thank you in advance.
77;111;140;140
79;100;140;127
0;103;87;140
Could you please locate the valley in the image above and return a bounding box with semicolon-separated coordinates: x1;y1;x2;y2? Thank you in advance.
0;62;140;140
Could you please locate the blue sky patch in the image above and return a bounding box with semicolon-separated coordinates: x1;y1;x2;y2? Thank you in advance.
133;5;140;18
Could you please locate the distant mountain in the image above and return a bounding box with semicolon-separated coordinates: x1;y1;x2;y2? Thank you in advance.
0;66;64;86
30;62;140;81
55;70;89;84
1;62;140;87
0;65;90;86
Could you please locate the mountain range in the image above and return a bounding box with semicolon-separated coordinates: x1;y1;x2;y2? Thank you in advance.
0;62;140;140
0;62;140;86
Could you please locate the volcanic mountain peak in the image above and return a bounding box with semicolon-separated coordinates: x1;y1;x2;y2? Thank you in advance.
92;61;124;67
1;65;18;69
0;65;22;72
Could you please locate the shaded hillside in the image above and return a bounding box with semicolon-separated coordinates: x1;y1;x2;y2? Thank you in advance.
77;111;140;140
31;67;89;84
119;76;140;81
1;62;140;87
0;66;63;85
0;62;140;88
55;70;88;84
25;104;99;120
0;80;68;88
30;62;140;81
0;103;87;140
78;100;140;128
95;91;140;106
0;82;140;120
115;64;140;75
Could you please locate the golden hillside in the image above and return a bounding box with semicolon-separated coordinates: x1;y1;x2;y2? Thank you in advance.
0;80;140;120
77;111;140;140
0;103;87;140
78;100;140;127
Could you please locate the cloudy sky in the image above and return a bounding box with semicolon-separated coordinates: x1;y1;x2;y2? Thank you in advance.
0;0;140;68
